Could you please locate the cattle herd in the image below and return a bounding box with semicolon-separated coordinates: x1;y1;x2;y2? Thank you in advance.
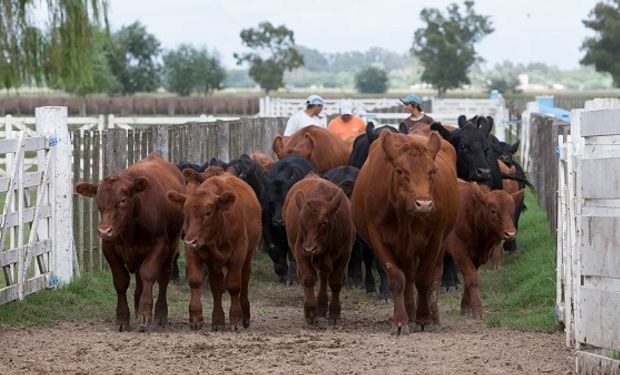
75;116;531;336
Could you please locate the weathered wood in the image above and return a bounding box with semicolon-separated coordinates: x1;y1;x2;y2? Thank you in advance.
127;129;134;165
581;216;620;279
581;158;620;199
576;351;620;375
580;108;620;137
82;131;91;273
92;131;101;271
152;125;169;160
578;288;620;352
215;121;230;162
104;128;128;176
140;129;148;160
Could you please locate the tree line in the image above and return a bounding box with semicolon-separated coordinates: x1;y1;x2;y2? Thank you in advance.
1;1;618;97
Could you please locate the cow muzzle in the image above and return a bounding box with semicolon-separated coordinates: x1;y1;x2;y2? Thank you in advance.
184;238;198;248
503;231;516;240
303;244;318;255
409;199;434;214
475;168;491;180
97;226;113;239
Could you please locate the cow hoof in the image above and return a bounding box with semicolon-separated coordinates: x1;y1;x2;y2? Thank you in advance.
138;316;148;332
379;289;392;301
212;324;226;332
306;317;317;326
243;319;250;329
190;322;203;331
390;323;409;336
156;316;168;326
412;323;424;332
117;321;130;332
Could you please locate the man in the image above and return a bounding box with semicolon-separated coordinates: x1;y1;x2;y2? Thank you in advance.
327;100;366;140
400;94;433;133
284;94;327;136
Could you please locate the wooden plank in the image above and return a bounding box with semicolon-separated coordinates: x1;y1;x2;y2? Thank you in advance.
576;351;620;374
82;131;91;273
0;136;46;154
23;275;48;296
1;204;52;228
577;288;620;350
140;129;148;159
0;172;43;192
0;284;18;305
72;131;81;274
92;131;101;272
581;216;620;279
0;240;53;268
127;129;134;165
581;158;620;199
581;108;620;137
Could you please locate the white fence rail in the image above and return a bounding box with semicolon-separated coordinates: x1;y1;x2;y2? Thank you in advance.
557;98;620;373
0;107;74;305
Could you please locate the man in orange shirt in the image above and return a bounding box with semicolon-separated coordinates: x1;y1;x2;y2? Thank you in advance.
328;100;366;141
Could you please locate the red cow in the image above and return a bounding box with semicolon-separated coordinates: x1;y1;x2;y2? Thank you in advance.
75;153;184;332
284;174;355;325
167;174;261;331
272;125;350;172
352;131;458;335
250;152;275;172
447;180;524;318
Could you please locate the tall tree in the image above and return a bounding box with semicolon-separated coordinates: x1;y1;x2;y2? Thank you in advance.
234;22;304;93
0;0;109;90
581;0;620;86
411;1;493;96
355;66;388;94
163;44;226;96
107;21;161;94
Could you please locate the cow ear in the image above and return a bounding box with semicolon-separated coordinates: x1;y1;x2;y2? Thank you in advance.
75;182;98;198
457;115;467;128
304;133;315;150
183;168;205;185
381;131;400;164
338;179;355;197
430;122;452;141
130;177;149;194
479;116;492;135
510;141;520;154
366;122;378;142
217;191;236;212
472;183;487;204
398;122;409;134
427;132;442;160
167;190;187;208
226;165;237;175
273;136;286;160
486;116;495;132
508;166;516;175
295;191;305;210
330;189;344;213
511;189;525;205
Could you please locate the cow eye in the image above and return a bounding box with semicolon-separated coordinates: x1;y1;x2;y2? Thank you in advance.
119;198;127;205
395;168;403;175
490;208;497;215
429;169;437;177
320;221;328;228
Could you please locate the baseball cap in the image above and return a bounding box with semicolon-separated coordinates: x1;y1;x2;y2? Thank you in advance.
400;95;422;105
339;100;354;115
306;94;325;106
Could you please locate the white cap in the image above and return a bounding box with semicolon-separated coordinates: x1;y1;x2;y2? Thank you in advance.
339;100;354;115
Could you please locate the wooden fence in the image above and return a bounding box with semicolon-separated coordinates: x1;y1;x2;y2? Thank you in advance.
71;117;287;273
522;113;570;233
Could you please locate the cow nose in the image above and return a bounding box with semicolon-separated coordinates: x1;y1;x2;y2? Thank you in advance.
98;227;112;237
184;238;197;248
303;245;317;254
272;218;284;226
415;199;434;212
504;231;516;240
476;168;491;179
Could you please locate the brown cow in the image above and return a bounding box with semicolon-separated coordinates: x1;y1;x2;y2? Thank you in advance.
272;125;349;172
447;180;524;318
75;153;184;332
352;131;459;335
250;152;275;172
284;174;355;325
182;166;227;194
167;174;261;331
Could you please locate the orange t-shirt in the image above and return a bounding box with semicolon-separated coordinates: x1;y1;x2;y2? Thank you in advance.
328;116;366;140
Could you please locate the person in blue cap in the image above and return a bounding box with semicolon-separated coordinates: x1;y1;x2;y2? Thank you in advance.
284;94;327;136
400;94;434;133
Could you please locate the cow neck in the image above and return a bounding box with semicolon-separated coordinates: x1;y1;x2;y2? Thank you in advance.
206;211;233;263
467;198;500;254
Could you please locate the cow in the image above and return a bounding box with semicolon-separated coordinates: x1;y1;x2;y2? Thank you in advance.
284;174;355;325
75;153;184;332
272;125;349;173
167;174;261;331
447;180;524;318
250;152;275;172
352;131;459;335
264;155;317;283
348;122;408;168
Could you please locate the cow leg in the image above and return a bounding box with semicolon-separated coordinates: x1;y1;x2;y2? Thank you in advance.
287;250;298;285
137;241;167;332
375;257;392;300
451;245;482;318
186;247;205;330
441;254;460;290
103;244;131;332
134;273;143;317
240;257;252;329
430;252;445;327
328;260;346;326
414;236;442;332
361;240;376;294
296;255;318;325
347;242;363;287
208;267;226;331
226;262;244;332
154;253;173;326
317;271;329;318
367;226;408;336
404;266;416;330
171;252;180;282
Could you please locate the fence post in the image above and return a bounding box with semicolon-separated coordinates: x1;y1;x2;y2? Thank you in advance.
104;128;128;176
216;121;230;162
152;125;169;160
35;106;74;284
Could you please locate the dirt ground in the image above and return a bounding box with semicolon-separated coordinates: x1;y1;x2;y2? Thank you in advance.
0;277;574;375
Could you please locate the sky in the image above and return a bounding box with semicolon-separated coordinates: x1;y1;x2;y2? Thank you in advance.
108;0;599;70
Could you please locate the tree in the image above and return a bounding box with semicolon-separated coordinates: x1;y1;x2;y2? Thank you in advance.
411;1;493;96
234;22;304;93
581;1;620;86
163;45;226;96
107;21;161;94
355;66;388;94
0;0;108;90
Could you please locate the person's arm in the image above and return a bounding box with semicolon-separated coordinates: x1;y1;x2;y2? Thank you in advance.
284;115;298;136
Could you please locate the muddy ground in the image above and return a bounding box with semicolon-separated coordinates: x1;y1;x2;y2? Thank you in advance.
0;271;573;374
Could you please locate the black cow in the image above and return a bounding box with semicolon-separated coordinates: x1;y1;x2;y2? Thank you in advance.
265;155;317;283
348;122;408;168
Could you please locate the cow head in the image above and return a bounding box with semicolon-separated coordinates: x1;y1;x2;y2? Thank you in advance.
75;176;149;240
294;189;345;256
167;188;236;249
473;184;525;240
493;141;519;167
431;121;493;183
226;154;261;181
182;166;226;194
382;131;441;214
266;156;314;227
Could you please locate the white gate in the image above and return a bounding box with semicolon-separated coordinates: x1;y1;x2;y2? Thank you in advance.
557;99;620;373
0;107;74;305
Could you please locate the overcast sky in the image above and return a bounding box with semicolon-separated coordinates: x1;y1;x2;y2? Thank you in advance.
108;0;599;70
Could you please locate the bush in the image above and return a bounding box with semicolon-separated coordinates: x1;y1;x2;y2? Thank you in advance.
354;66;389;94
